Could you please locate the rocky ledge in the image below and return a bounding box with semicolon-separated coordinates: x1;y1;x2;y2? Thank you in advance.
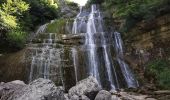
0;76;167;100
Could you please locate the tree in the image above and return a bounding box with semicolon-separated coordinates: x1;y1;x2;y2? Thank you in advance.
0;0;29;31
23;0;59;30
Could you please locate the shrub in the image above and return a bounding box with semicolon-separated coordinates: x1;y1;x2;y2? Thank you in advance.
145;59;170;89
46;19;67;34
7;29;27;49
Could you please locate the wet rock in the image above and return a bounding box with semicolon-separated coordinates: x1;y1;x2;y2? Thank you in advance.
111;95;121;100
10;80;25;85
68;76;101;100
0;78;64;100
146;98;157;100
70;95;90;100
110;90;118;95
158;95;170;100
95;90;112;100
62;33;85;40
0;81;26;100
70;95;79;100
64;94;69;100
153;90;170;95
119;92;148;100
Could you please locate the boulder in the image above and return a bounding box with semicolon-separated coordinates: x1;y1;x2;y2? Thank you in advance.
111;95;121;100
1;78;64;100
68;76;101;99
10;80;26;85
70;95;90;100
95;90;112;100
64;94;69;100
0;81;26;100
119;92;148;100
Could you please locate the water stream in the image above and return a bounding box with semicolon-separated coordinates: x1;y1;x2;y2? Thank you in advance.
28;4;138;90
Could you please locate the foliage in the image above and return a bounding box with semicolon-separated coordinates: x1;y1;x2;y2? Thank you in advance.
66;1;79;11
0;0;29;30
7;29;27;48
23;0;59;30
0;11;17;29
145;59;170;89
0;0;61;50
46;19;67;34
87;0;170;32
86;0;104;5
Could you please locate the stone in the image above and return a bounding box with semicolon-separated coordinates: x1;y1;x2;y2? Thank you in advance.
111;95;121;100
0;81;26;100
146;98;157;100
64;94;69;100
68;76;101;100
70;95;90;100
119;92;148;100
110;90;118;95
10;80;25;85
95;90;112;100
154;90;170;95
70;95;79;100
1;78;64;100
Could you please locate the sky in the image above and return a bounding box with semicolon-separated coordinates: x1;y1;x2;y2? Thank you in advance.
70;0;88;6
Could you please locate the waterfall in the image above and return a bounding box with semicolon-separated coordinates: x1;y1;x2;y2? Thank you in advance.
28;4;139;91
85;5;100;85
35;24;48;35
71;4;138;89
72;6;88;34
29;33;63;86
71;47;78;83
114;32;139;88
71;6;88;84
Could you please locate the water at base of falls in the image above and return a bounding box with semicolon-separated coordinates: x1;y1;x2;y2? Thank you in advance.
28;4;138;91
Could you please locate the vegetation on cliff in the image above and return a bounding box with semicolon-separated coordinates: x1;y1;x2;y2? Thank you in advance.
0;0;59;51
145;59;170;89
0;0;78;52
86;0;170;90
87;0;170;32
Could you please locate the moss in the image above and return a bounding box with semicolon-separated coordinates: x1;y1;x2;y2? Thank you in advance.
45;19;73;34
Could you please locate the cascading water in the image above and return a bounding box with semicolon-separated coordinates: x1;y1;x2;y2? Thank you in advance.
71;47;78;83
85;5;102;86
114;32;139;88
28;4;139;91
71;6;89;83
29;33;63;86
71;4;138;89
72;6;88;34
36;24;47;34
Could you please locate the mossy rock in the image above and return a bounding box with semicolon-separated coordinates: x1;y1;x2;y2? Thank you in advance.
45;19;74;34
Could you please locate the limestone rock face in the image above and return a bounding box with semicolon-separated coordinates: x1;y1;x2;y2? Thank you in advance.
0;78;64;100
68;76;101;99
95;90;112;100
